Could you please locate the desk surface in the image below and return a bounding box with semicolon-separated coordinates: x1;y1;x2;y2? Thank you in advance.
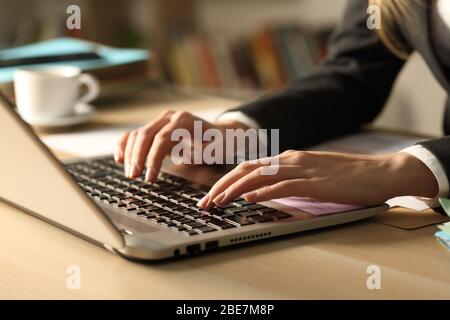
1;87;449;299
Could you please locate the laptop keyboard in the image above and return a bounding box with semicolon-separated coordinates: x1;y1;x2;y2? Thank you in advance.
64;157;292;236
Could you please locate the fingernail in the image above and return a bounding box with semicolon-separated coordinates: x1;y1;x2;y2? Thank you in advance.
129;164;138;178
114;152;119;162
213;192;226;205
243;191;257;201
124;162;130;176
197;194;209;208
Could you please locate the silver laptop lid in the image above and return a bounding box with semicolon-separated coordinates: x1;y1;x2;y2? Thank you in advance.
0;92;124;250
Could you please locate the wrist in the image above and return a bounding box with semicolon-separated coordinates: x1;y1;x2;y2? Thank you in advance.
386;152;439;198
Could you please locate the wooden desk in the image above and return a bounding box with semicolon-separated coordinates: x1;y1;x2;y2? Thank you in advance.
1;87;449;299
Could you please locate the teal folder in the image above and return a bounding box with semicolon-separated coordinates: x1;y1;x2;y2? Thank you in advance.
0;37;151;84
435;231;450;250
438;197;450;218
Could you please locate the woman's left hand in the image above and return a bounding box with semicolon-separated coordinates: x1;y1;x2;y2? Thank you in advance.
198;150;439;209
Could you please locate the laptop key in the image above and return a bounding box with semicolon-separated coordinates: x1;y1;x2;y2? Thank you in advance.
185;212;202;219
248;214;275;223
164;213;180;220
225;215;255;226
225;206;248;214
173;217;193;224
257;207;276;214
207;217;236;229
180;199;198;207
142;205;159;211
143;212;157;219
195;226;217;233
182;229;199;236
232;199;254;207
161;221;177;228
237;211;261;218
122;197;139;204
185;221;205;229
244;204;267;211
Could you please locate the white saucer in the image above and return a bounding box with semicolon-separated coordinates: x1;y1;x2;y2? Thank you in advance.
20;103;97;129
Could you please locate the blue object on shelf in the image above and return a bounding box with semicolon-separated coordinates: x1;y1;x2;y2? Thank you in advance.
0;37;151;84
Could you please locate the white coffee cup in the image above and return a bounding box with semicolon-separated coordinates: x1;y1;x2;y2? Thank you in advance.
14;66;100;122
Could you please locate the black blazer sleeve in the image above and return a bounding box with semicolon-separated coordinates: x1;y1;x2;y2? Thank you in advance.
231;0;405;151
419;131;450;181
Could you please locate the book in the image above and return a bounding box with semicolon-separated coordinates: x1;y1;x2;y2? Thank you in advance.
0;37;151;84
250;29;286;90
0;37;152;99
161;24;331;92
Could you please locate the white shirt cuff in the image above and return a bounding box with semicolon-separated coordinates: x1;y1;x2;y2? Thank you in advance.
401;145;449;198
216;111;262;129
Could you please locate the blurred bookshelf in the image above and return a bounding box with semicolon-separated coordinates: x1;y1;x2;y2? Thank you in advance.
0;0;346;100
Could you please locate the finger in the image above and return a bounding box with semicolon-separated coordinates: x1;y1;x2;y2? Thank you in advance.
145;122;181;182
115;131;130;163
199;158;272;209
123;130;138;176
242;179;317;202
128;115;172;178
213;165;312;206
145;111;206;181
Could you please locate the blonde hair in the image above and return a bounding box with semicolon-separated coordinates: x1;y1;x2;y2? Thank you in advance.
369;0;427;59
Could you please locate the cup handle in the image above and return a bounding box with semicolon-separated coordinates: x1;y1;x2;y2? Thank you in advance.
77;73;100;103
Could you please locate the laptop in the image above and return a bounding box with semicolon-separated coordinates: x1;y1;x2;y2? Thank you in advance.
0;91;388;260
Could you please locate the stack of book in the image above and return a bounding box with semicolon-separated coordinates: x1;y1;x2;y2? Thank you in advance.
164;25;329;92
436;198;450;250
0;37;151;99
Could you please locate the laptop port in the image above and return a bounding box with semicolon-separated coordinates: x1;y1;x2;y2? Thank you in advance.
186;244;201;254
205;240;219;250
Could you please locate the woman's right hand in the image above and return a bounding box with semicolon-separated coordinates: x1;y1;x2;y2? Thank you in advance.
114;109;249;182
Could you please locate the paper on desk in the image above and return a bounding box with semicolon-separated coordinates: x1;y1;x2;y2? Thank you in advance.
42;126;140;158
386;196;435;211
272;197;362;215
41;109;224;158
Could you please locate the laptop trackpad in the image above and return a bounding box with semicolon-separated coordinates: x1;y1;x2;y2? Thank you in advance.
105;209;159;233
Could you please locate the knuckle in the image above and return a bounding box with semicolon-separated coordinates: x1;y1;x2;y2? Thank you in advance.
237;160;252;171
254;166;265;177
282;149;296;155
162;109;174;117
142;122;155;132
155;129;171;142
262;185;274;195
279;180;291;188
137;127;151;139
292;151;309;163
171;110;189;122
